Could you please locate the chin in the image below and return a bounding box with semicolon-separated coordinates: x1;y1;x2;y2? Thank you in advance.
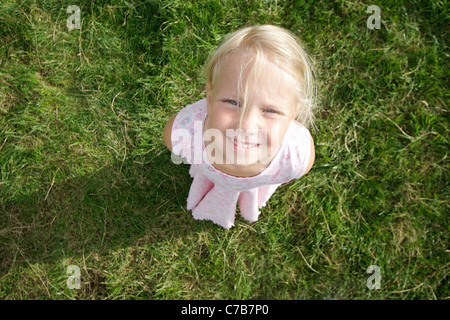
230;161;257;168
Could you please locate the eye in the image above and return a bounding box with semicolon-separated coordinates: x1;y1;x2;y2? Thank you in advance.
225;99;239;107
263;108;278;114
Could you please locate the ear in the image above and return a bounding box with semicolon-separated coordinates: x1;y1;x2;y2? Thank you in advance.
293;101;303;120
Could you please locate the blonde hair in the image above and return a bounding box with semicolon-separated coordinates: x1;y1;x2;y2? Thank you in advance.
205;25;316;128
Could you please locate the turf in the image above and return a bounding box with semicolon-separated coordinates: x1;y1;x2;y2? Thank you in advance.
0;0;448;299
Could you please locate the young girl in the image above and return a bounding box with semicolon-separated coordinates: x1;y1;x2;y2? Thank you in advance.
163;25;316;229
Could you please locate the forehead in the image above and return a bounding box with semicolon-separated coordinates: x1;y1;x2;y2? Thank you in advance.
215;52;298;109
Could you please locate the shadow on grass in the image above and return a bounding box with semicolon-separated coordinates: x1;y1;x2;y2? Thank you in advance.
0;0;221;298
0;149;219;296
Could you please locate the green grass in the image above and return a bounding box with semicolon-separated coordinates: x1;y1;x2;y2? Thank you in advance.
0;0;448;299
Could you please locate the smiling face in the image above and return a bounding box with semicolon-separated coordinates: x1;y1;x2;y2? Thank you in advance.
204;52;299;177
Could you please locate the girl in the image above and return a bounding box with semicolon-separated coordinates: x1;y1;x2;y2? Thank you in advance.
163;25;316;229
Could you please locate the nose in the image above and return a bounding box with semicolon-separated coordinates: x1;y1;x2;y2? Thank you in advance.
240;107;259;134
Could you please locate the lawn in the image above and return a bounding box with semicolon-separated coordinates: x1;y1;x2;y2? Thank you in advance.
0;0;448;299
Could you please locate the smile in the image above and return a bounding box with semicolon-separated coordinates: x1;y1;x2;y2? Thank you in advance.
227;136;260;151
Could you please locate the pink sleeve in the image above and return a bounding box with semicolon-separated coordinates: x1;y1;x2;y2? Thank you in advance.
170;99;206;165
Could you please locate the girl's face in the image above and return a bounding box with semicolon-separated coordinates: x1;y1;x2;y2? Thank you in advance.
204;52;298;172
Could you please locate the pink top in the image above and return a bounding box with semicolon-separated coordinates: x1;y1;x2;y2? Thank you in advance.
171;99;312;229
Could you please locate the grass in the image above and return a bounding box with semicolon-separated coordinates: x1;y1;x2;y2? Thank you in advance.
0;0;448;299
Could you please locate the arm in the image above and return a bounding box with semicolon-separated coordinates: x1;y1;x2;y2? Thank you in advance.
163;113;178;152
303;135;315;175
294;121;315;176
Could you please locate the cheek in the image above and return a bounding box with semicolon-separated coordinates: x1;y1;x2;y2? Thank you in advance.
265;121;288;145
208;106;237;131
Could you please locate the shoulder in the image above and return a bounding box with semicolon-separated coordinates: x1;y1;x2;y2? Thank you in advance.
173;99;207;129
163;99;207;151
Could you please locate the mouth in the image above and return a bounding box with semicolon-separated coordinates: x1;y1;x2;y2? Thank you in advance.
227;136;260;151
